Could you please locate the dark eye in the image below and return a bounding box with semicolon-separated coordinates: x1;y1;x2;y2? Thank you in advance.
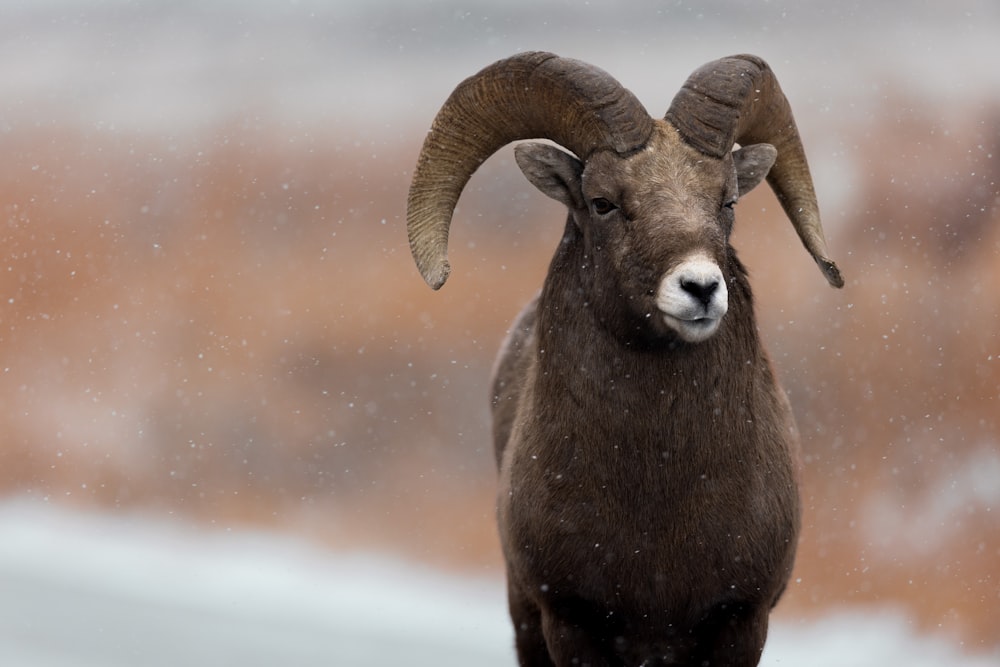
723;199;737;210
592;198;617;216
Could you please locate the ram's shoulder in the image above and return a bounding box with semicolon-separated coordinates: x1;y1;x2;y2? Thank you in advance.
491;291;540;394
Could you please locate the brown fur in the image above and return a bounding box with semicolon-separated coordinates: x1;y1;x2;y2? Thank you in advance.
490;123;801;666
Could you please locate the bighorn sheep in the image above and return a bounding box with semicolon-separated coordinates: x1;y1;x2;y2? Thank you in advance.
406;52;843;666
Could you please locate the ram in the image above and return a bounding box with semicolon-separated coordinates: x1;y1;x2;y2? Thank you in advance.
407;52;843;666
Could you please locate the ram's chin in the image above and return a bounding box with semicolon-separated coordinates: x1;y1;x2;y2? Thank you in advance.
662;314;722;343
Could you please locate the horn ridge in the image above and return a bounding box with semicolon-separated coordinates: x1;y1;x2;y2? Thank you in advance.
406;51;653;289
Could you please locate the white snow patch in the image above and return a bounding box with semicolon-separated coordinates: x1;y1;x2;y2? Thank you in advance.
1;501;996;666
864;445;1000;553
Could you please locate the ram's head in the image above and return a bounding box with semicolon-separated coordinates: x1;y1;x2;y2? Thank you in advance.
406;52;843;341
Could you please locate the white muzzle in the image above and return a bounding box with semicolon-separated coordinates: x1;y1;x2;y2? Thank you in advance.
656;255;728;343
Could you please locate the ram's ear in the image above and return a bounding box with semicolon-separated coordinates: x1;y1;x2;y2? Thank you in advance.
514;143;585;210
733;143;777;197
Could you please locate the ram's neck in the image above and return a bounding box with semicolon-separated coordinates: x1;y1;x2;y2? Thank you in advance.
531;230;773;451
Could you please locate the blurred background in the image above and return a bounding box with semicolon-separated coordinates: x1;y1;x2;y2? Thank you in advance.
1;0;998;663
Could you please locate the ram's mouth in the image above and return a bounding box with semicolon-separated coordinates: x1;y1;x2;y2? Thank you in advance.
662;313;722;342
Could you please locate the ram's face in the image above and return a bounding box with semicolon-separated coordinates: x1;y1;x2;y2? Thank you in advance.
516;121;776;343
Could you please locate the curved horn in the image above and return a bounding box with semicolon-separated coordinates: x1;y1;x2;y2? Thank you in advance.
666;55;844;288
407;51;654;289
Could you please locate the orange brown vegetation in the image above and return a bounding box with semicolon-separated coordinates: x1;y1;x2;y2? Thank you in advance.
1;101;997;652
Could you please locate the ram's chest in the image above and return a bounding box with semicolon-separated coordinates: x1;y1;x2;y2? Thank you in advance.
496;382;798;612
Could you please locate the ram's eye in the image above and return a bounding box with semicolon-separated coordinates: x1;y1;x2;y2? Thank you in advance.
592;198;617;216
723;199;737;210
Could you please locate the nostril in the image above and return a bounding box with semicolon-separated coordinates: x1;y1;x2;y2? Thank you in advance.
680;279;719;308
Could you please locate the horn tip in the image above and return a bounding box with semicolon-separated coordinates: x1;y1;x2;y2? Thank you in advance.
421;260;451;290
817;257;845;288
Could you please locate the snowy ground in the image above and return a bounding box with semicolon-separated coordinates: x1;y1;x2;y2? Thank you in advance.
1;502;995;667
